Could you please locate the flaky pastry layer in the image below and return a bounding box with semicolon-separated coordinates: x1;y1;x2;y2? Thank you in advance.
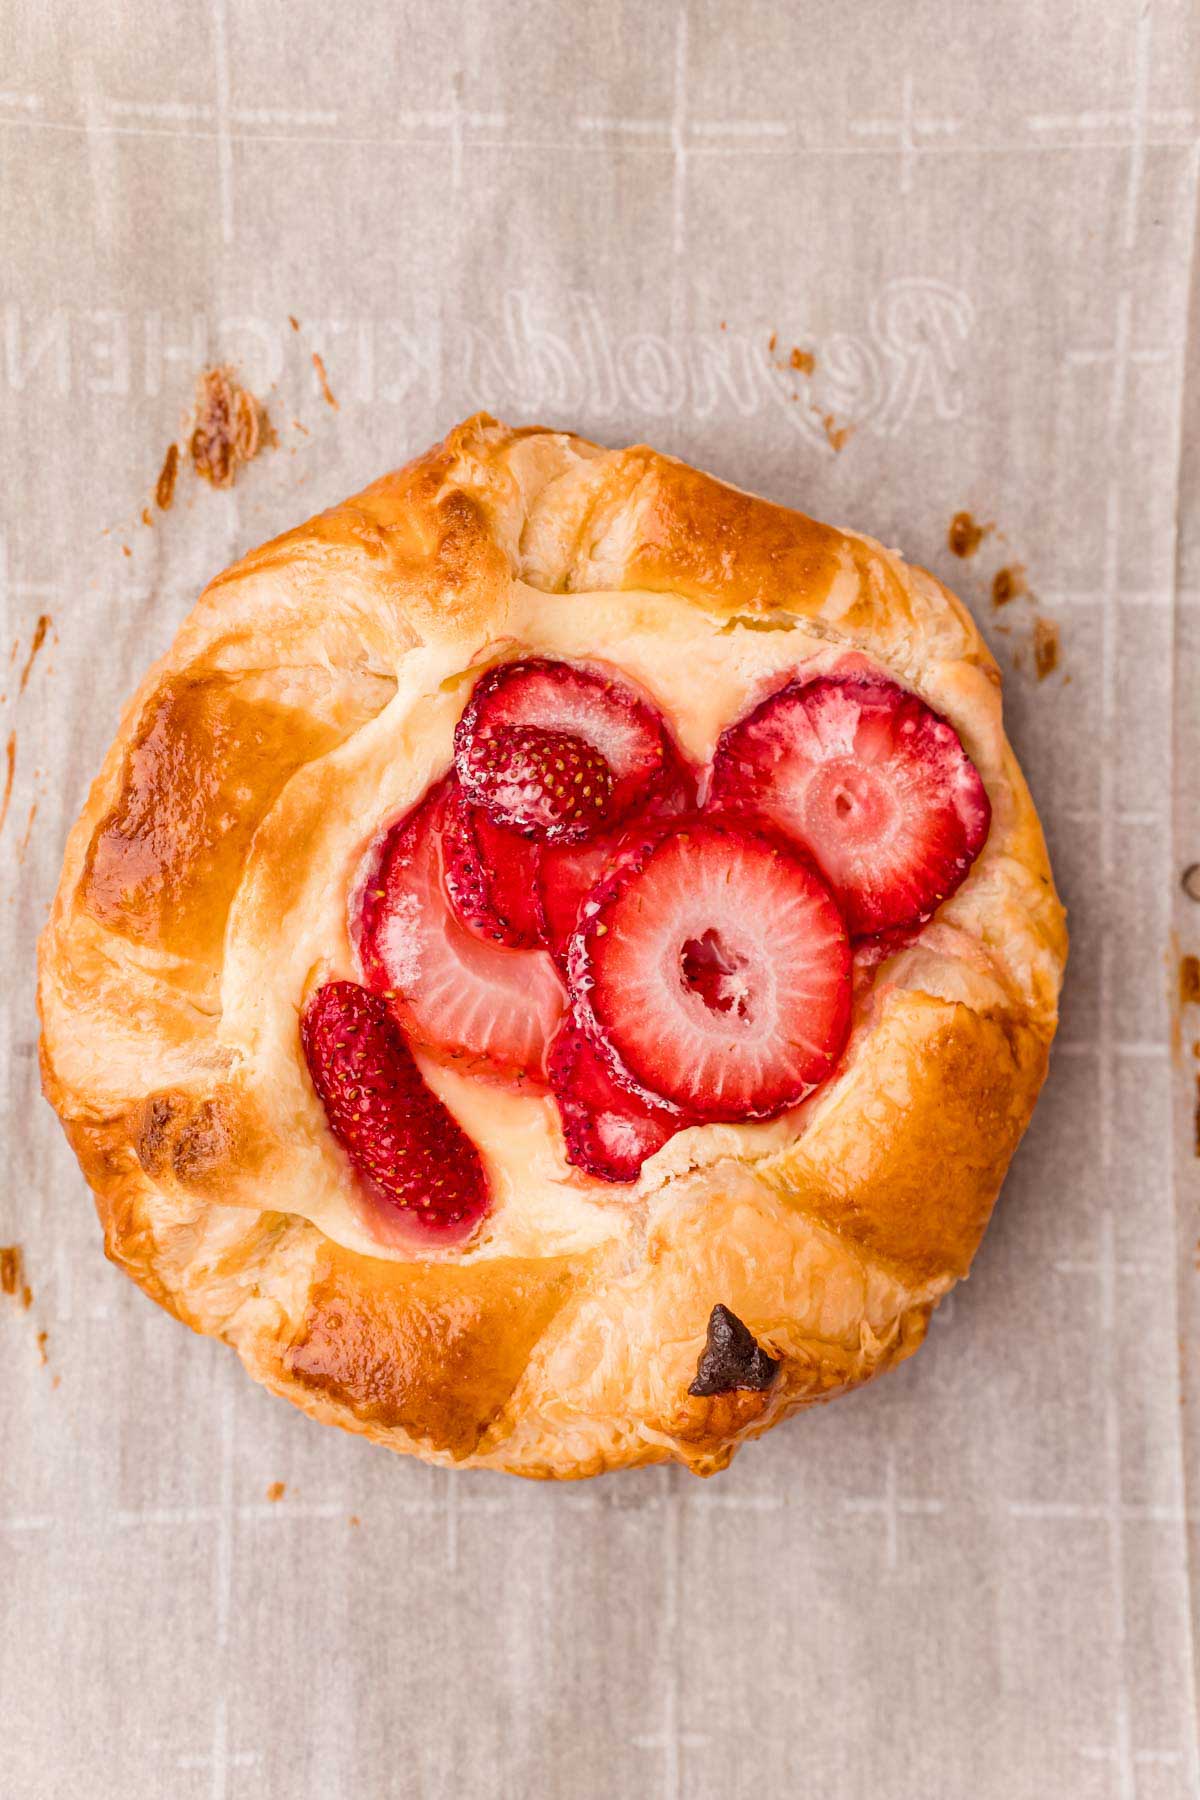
38;416;1066;1478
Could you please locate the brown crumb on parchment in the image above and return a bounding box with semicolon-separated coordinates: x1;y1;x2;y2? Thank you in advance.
155;442;180;510
821;412;852;453
312;351;338;410
948;511;991;558
18;615;51;695
266;1482;286;1503
1033;615;1060;680
1181;955;1200;1006
1;1245;32;1309
992;565;1026;607
0;731;15;835
191;367;272;488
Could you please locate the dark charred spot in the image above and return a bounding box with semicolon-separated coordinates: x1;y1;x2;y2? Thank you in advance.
688;1303;781;1397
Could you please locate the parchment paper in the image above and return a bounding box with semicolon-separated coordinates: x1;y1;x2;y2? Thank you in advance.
4;3;1199;1795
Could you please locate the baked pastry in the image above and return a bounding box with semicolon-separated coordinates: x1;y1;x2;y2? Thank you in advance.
38;415;1066;1479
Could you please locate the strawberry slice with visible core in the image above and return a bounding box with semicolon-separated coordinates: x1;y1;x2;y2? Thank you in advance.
356;781;566;1081
710;672;991;937
442;785;544;949
548;1017;688;1183
455;658;669;833
569;819;851;1121
301;980;491;1246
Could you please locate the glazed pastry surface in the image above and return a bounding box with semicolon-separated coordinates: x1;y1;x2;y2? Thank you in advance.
38;416;1066;1478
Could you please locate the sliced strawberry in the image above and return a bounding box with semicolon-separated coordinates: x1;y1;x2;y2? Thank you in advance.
537;747;699;961
548;1017;688;1183
455;658;669;830
301;980;490;1246
460;724;614;842
442;785;543;949
568;819;851;1121
710;672;991;936
356;781;566;1081
538;835;617;961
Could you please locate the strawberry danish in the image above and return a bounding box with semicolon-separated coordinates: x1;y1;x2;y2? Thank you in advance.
39;416;1066;1478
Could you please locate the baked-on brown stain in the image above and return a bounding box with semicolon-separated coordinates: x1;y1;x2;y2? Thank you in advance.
190;367;269;488
36;1329;48;1367
155;442;180;510
789;346;815;374
992;565;1026;606
288;314;300;331
821;412;851;453
1181;955;1200;1005
265;1481;286;1502
767;332;777;352
0;731;14;835
947;511;989;558
1;1246;32;1309
1033;615;1060;680
312;351;339;410
18;615;51;694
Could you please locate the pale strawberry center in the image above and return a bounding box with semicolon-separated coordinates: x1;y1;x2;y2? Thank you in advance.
803;759;900;851
679;929;753;1020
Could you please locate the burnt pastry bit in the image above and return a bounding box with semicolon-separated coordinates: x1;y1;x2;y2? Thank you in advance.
39;415;1066;1479
689;1304;781;1397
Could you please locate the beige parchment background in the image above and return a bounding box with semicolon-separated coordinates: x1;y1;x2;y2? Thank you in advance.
3;3;1199;1796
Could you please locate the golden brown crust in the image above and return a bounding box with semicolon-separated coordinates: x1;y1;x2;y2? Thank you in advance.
38;413;1067;1479
280;1246;585;1459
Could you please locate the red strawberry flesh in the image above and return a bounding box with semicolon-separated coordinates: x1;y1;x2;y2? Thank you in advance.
441;785;544;949
710;672;990;936
301;980;490;1245
460;724;615;842
568;819;851;1121
356;781;566;1081
537;746;699;961
548;1017;688;1183
455;658;669;829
